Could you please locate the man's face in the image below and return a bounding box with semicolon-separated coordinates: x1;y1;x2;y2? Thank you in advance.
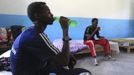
37;5;54;25
92;20;98;27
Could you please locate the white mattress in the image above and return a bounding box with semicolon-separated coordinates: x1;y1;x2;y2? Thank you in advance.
0;50;12;75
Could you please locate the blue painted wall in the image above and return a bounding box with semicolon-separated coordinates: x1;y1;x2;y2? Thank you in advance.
0;14;134;41
0;14;32;27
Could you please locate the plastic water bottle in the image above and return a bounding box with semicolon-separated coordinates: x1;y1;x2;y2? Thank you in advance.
54;16;77;27
68;19;77;27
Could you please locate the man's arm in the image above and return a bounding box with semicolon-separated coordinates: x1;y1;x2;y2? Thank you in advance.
84;26;100;40
84;27;90;40
51;16;70;66
96;27;104;38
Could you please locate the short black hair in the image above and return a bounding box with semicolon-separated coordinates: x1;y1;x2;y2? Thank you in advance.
27;2;47;22
92;18;98;23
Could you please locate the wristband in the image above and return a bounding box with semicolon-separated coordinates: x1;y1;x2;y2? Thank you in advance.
63;38;72;41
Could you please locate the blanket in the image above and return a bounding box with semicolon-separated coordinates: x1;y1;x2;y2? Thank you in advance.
53;39;88;53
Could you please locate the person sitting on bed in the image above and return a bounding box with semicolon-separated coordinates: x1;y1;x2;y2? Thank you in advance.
10;2;91;75
83;18;115;66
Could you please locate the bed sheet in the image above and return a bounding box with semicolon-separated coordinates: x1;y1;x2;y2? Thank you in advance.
53;39;88;53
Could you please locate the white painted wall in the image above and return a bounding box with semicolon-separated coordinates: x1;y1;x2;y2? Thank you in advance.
0;0;133;19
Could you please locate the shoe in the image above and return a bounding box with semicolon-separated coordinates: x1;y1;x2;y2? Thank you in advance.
104;55;116;61
92;57;98;66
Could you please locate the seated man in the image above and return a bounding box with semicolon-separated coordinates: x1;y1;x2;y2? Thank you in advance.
83;18;114;66
10;2;91;75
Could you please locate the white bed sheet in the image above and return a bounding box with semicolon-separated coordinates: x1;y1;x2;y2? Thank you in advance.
0;50;11;58
53;39;88;53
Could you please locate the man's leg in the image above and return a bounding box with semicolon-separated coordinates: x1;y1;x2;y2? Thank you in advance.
51;68;92;75
84;40;96;57
94;38;115;60
94;38;110;56
84;40;98;65
39;65;92;75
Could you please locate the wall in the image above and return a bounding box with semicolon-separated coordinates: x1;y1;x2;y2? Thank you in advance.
0;0;134;41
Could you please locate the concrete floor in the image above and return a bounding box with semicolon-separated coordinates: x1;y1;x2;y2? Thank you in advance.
75;51;134;75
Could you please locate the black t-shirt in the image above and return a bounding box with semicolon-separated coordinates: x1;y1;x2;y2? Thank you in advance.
83;26;100;40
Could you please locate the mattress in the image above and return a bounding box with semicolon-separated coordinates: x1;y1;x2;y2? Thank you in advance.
53;39;120;54
111;38;134;46
53;39;88;54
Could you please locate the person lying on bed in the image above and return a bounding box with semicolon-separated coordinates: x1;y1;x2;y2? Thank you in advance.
10;2;91;75
83;18;115;66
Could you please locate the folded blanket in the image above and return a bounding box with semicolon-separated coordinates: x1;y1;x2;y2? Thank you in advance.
111;38;134;46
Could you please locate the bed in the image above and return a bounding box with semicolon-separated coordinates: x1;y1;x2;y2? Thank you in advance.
111;38;134;53
53;39;120;55
53;39;88;54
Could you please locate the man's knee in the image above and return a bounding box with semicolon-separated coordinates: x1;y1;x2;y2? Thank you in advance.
84;40;94;45
100;38;109;44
